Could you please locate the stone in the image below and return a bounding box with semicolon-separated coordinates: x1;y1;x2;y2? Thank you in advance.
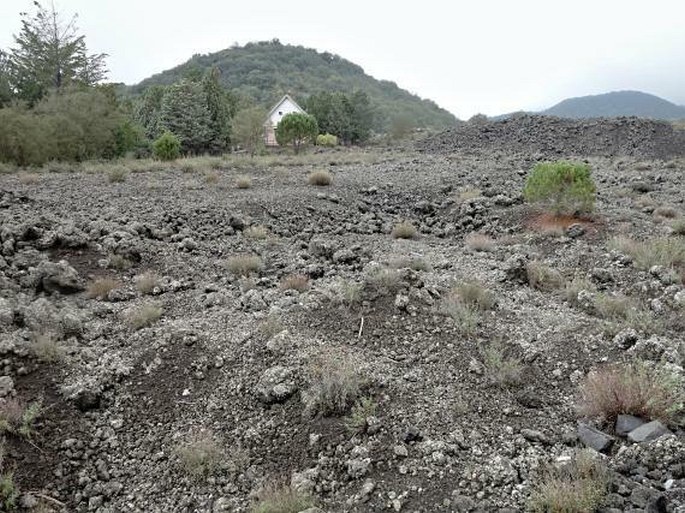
616;415;646;437
577;422;614;452
520;428;551;445
627;420;672;443
256;366;297;404
393;445;408;458
0;376;14;397
346;458;371;479
35;260;84;294
403;426;423;443
565;223;586;238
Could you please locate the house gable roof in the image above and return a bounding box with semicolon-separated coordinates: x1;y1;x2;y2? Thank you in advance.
266;94;306;120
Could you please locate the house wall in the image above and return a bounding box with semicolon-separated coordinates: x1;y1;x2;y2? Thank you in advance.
267;98;303;126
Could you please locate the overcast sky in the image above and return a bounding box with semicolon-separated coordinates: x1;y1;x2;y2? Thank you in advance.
1;0;683;119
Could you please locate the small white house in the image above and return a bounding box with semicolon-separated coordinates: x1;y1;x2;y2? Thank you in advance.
264;94;306;146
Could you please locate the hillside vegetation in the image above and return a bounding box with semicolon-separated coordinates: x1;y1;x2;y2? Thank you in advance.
132;40;458;131
541;90;685;120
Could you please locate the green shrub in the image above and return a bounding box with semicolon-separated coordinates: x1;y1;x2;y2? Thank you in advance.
524;161;596;215
152;131;181;161
316;133;338;147
252;485;314;513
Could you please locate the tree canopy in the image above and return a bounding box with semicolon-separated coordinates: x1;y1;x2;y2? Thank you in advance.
304;91;374;144
275;112;318;154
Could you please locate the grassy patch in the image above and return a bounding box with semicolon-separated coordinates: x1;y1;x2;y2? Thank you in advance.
236;175;252;189
107;166;128;183
453;281;495;310
30;332;63;363
564;277;596;307
0;398;42;439
482;344;524;388
441;295;479;338
303;353;364;417
609;236;685;270
653;206;679;219
244;225;270;240
128;303;163;330
578;361;684;424
258;315;284;339
135;271;160;295
227;255;263;277
672;219;685;236
345;397;377;434
203;170;220;184
388;256;431;272
527;262;564;291
18;172;40;185
391;221;417;239
365;267;403;296
279;274;309;292
529;450;608;513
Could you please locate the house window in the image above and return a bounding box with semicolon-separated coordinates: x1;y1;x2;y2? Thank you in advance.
278;111;283;115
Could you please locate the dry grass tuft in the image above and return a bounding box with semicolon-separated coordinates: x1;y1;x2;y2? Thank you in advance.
388;256;431;272
672;219;685;236
307;170;333;186
203;170;220;184
258;315;284;339
0;398;42;439
227;255;263;277
528;450;608;513
86;278;120;300
176;432;222;479
564;277;596;307
464;232;496;252
391;221;417;239
128;303;163;330
18;172;40;185
609;236;685;270
527;262;564;291
366;267;403;296
279;274;309;292
252;484;314;513
244;225;270;240
453;281;496;310
441;294;479;338
303;352;364;417
236;175;252;189
654;206;680;219
30;332;63;363
135;272;160;295
108;254;132;271
107;166;128;183
578;361;684;424
482;344;524;388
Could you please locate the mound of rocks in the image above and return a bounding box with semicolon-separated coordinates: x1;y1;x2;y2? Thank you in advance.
418;114;685;159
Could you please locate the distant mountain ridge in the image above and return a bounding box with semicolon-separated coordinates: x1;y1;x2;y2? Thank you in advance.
541;91;685;120
132;40;457;131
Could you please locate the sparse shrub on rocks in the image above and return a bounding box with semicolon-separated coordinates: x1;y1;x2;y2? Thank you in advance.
107;166;128;183
578;361;684;424
0;398;42;439
307;170;332;186
203;170;219;184
236;175;252;189
654;206;679;219
227;255;263;277
337;280;363;306
482;344;524;388
441;294;479;338
454;281;495;310
30;332;63;363
128;303;163;330
153;131;181;161
528;450;608;513
135;272;160;295
366;268;403;296
279;274;309;292
609;236;685;271
464;232;495;252
524;160;596;216
345;397;377;433
391;221;417;239
252;484;314;513
176;432;222;479
86;278;120;300
244;225;270;240
258;315;284;339
108;254;132;271
672;219;685;236
564;277;596;307
527;262;564;291
304;353;363;416
0;469;18;512
388;256;431;272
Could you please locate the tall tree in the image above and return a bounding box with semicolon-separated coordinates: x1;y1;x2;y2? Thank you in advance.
202;67;233;152
232;106;267;156
8;1;108;104
0;51;13;107
159;80;213;155
305;91;373;144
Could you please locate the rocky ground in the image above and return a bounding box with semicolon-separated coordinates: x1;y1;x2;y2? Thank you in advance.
0;142;684;512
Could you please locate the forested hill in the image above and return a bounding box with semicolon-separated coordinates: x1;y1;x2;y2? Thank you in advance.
541;91;685;120
131;40;458;130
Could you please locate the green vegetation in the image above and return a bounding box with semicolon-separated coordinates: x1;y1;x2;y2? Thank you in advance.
316;133;338;146
133;40;457;133
303;353;363;416
176;433;222;479
307;170;332;186
153;131;181;161
305;91;373;144
0;398;42;439
609;236;685;271
275;112;318;154
252;484;314;513
233;106;267;156
524;161;596;215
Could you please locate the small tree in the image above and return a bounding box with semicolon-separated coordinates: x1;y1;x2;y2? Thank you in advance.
276;112;318;154
524;161;596;216
152;131;181;161
232;106;266;156
159;80;212;155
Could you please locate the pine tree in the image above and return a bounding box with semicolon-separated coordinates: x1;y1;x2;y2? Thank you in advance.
159;80;213;155
202;67;233;152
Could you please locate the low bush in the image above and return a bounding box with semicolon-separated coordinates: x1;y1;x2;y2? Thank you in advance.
529;450;608;513
279;274;309;292
108;254;132;270
453;281;496;310
18;172;40;185
672;219;685;236
316;133;338;147
365;268;403;296
227;255;263;277
152;131;181;161
128;303;163;330
564;277;596;307
391;221;417;239
135;272;160;295
107;166;128;183
527;262;564;291
236;175;252;189
524;160;596;215
482;344;524;388
252;484;314;513
441;295;479;338
578;361;684;424
244;225;270;240
654;206;679;219
345;397;377;434
86;278;120;300
0;398;42;439
30;332;63;363
203;170;219;184
176;432;222;479
307;170;332;186
464;232;496;252
303;353;363;416
257;315;284;339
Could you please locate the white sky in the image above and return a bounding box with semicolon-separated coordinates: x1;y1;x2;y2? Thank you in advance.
1;0;684;119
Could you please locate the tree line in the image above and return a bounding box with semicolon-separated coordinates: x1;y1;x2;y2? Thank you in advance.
0;2;377;166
